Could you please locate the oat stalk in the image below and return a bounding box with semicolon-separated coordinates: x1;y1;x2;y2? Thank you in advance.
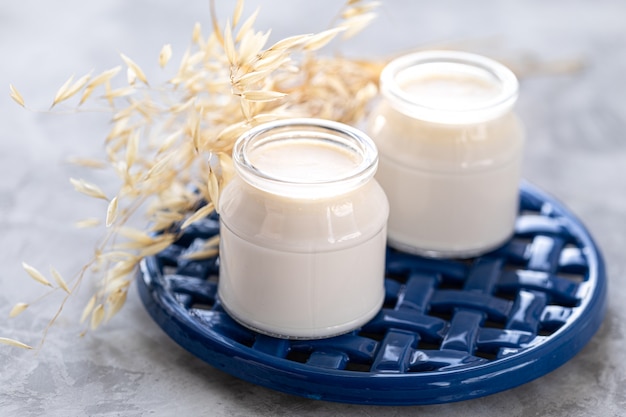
4;0;381;348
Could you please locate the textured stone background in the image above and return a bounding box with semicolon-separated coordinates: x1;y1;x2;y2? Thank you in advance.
1;1;625;416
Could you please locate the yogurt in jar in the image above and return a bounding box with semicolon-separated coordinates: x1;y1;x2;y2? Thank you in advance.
218;118;389;339
368;51;524;258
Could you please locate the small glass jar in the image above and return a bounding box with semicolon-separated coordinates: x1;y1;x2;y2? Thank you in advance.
367;50;524;258
218;118;389;339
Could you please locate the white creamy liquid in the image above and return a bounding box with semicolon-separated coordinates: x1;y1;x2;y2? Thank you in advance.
219;136;388;338
369;59;524;257
398;63;503;111
219;225;386;338
249;138;361;182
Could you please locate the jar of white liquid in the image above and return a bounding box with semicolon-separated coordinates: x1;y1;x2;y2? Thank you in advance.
218;118;389;339
368;50;524;258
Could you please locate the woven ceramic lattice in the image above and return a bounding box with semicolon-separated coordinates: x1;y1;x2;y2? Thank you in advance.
138;182;606;405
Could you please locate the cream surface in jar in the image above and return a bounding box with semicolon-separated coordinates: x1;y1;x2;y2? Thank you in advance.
368;51;524;258
218;118;389;339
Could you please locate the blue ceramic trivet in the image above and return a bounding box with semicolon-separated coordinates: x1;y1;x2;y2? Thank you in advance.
137;181;607;405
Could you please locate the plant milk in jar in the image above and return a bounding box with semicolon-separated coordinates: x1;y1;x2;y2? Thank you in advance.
218;118;389;339
368;50;524;258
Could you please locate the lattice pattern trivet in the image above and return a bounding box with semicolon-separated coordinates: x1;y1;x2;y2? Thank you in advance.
138;181;607;405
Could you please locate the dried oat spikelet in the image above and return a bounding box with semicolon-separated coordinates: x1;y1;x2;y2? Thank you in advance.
22;262;52;287
232;0;244;27
240;90;287;102
90;304;105;330
70;178;108;200
67;156;107;169
75;218;101;228
106;196;119;227
0;337;33;350
159;44;173;68
9;303;29;318
337;0;379;39
9;84;25;107
81;295;97;324
182;235;220;260
120;53;148;85
50;266;71;294
52;72;92;107
105;288;128;322
304;28;345;51
181;203;215;230
80;66;121;105
192;22;203;44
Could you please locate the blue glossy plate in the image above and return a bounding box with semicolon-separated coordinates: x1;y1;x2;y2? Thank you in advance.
137;181;607;405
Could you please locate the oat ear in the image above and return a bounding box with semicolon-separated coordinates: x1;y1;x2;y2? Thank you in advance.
7;0;382;345
159;44;173;68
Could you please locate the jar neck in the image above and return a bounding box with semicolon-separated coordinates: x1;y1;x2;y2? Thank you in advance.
380;50;519;125
233;118;378;199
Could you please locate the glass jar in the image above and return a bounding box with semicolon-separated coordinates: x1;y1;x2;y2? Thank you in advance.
367;50;524;258
218;118;389;339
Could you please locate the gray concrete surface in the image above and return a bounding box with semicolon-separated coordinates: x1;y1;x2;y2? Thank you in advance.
1;1;625;416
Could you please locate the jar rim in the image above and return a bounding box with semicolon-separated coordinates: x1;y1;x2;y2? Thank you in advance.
233;118;378;198
380;50;519;124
